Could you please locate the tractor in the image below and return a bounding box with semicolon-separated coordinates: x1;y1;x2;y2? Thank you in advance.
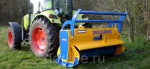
7;0;128;67
8;0;88;57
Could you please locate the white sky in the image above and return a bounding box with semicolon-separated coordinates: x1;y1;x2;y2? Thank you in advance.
30;0;40;13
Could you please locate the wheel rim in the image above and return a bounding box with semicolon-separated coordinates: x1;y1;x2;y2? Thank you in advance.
8;30;13;47
32;27;46;54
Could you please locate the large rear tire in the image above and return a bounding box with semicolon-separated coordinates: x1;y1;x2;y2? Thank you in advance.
29;18;59;58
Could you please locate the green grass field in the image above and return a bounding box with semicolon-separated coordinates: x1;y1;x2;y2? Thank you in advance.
0;26;150;69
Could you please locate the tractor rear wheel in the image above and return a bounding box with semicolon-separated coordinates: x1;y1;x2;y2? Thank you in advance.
29;19;59;58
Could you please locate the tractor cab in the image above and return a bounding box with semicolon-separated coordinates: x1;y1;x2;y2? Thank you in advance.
53;0;74;23
29;0;73;22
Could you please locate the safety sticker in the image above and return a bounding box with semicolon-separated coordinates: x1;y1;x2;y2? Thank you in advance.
77;30;86;34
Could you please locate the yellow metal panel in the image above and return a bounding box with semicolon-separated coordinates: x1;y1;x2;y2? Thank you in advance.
74;39;124;50
67;33;80;63
114;45;125;55
72;28;120;43
69;28;124;55
57;47;60;55
59;28;125;62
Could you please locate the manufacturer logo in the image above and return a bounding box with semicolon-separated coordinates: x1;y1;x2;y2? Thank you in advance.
93;30;112;35
62;39;67;41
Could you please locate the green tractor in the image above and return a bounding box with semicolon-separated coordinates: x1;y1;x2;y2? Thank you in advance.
8;0;89;58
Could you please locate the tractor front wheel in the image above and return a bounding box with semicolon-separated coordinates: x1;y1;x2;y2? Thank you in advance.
7;23;22;50
29;19;59;58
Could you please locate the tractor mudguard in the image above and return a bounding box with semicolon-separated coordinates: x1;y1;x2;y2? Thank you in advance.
9;22;22;43
23;10;62;31
31;10;61;26
56;9;128;67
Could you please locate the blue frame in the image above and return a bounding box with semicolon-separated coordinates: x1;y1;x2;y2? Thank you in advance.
62;9;128;38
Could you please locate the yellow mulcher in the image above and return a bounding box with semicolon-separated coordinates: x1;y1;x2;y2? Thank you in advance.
56;9;128;67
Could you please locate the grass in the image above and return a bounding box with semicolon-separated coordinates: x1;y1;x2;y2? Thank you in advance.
0;26;150;69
